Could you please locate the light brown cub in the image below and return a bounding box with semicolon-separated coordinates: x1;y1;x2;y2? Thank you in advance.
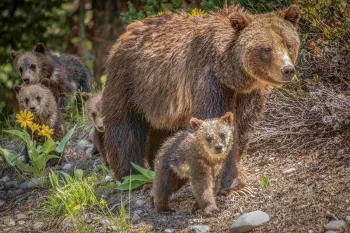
153;112;234;216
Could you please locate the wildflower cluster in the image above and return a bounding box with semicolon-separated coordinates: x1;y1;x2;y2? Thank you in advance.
188;8;207;18
15;109;54;138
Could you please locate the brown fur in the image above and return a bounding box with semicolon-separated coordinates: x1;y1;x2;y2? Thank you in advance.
13;83;66;143
102;4;300;193
82;92;107;162
153;112;234;216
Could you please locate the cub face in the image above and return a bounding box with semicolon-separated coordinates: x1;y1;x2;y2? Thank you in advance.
82;92;105;132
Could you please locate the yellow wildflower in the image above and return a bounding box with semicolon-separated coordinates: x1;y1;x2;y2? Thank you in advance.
28;123;41;133
38;125;54;138
188;8;207;18
157;11;171;16
15;110;34;128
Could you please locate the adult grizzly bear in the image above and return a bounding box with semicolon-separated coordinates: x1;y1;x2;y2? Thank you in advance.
103;4;300;194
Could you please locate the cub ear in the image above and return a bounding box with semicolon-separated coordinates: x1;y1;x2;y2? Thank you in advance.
278;5;301;26
13;84;22;94
40;78;51;88
34;43;46;54
228;13;252;32
82;92;92;102
11;50;20;59
190;117;204;131
220;112;234;126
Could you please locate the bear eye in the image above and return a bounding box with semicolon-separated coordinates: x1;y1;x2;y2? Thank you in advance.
286;43;292;51
206;136;213;143
264;48;272;53
220;133;225;140
19;67;23;74
91;112;96;118
36;96;41;101
30;64;36;71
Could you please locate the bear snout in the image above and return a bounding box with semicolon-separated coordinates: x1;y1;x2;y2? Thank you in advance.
281;65;295;81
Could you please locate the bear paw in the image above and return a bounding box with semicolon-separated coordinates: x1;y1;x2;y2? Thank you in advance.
203;205;220;217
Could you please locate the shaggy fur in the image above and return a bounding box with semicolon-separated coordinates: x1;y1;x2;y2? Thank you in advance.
102;4;300;193
153;112;234;216
11;43;91;109
13;83;66;164
82;92;106;162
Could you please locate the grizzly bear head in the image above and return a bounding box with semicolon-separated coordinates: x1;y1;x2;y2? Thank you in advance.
217;5;301;92
11;43;54;84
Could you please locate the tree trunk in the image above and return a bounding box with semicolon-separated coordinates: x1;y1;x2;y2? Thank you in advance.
79;0;88;65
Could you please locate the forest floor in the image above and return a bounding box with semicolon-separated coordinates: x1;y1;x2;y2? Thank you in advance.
0;128;349;233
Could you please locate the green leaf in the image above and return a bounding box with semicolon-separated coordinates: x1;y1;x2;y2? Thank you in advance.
0;148;21;166
4;129;32;147
41;137;56;154
14;161;36;174
122;174;152;183
131;162;155;180
56;171;73;184
56;125;76;153
116;179;146;191
74;169;84;181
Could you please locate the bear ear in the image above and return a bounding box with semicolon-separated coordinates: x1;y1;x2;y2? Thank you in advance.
40;78;51;88
229;13;252;32
82;92;92;102
34;43;46;54
190;117;204;131
11;50;20;59
278;5;301;26
220;112;234;126
13;84;22;94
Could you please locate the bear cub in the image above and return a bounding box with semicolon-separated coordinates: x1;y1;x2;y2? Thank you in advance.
13;82;66;165
153;112;234;216
82;92;106;162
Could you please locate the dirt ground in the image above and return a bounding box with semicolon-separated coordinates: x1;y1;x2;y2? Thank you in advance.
0;137;349;232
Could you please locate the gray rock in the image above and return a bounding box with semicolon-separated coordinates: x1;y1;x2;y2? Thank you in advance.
5;181;17;189
131;214;141;224
229;210;270;233
33;222;44;230
17;220;25;225
325;231;338;233
282;168;296;175
19;182;29;190
85;148;93;157
75;140;92;152
191;225;210;233
0;200;5;208
62;163;73;170
324;220;345;230
14;213;27;221
164;229;176;233
307;230;314;233
4;218;15;226
133;210;143;215
0;176;10;183
345;216;350;222
99;219;110;227
108;225;118;231
136;199;145;207
13;189;24;196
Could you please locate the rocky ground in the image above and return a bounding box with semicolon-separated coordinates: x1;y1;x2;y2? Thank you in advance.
0;128;349;232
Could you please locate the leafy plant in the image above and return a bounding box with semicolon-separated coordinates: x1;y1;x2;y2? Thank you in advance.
105;163;155;191
0;110;76;188
261;175;270;189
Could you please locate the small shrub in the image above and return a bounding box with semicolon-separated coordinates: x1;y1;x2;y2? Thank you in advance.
261;175;270;189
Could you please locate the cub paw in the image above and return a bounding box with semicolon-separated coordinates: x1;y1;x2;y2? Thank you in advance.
203;205;220;217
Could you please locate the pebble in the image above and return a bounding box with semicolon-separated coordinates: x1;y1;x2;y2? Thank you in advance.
88;128;95;142
325;231;337;233
27;211;34;215
33;222;44;230
0;200;5;208
85;148;93;157
14;214;27;221
282;168;296;174
324;220;345;230
99;219;110;227
5;181;17;189
191;225;210;233
13;189;24;196
131;214;141;224
62;163;73;170
3;218;15;226
75;139;92;152
345;216;350;222
134;210;143;215
164;229;176;233
136;199;145;207
0;176;10;183
307;230;314;233
17;220;25;225
108;225;118;231
229;210;270;233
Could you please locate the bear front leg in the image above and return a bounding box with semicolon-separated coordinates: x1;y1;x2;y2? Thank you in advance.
153;167;187;213
220;89;267;195
104;112;148;180
190;165;219;217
